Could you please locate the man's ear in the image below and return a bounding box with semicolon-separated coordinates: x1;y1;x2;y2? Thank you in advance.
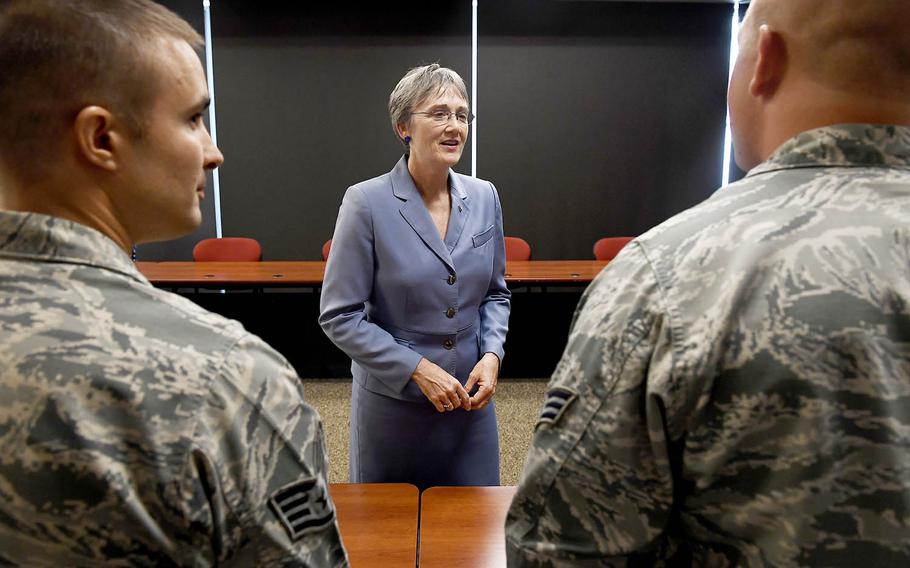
750;24;787;99
73;106;126;172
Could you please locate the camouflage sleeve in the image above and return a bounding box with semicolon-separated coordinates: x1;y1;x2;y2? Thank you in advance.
181;333;348;567
505;243;678;567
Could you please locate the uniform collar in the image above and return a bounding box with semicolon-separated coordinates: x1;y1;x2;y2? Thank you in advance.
748;124;910;178
0;211;148;285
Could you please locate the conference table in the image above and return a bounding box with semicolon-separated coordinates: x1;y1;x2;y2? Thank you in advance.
135;259;607;377
419;486;517;568
135;260;608;288
329;483;419;568
328;483;516;568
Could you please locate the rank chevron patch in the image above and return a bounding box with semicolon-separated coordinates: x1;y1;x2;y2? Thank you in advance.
536;386;578;429
268;476;335;540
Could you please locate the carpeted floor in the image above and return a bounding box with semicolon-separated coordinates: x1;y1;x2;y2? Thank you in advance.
301;378;549;485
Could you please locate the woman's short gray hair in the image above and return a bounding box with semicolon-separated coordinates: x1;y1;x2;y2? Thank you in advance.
388;63;469;149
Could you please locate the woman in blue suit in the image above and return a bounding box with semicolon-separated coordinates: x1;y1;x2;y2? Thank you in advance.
319;64;510;489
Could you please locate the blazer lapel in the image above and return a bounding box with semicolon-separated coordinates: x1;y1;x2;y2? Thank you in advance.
444;172;469;253
391;156;455;272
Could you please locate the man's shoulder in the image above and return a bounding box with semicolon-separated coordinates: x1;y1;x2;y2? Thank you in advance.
0;262;312;565
148;285;248;341
140;287;297;386
0;258;297;437
5;257;274;386
639;161;910;270
636;179;748;254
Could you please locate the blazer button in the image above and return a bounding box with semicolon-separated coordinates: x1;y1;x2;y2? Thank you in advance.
447;274;457;285
443;338;455;350
445;307;456;318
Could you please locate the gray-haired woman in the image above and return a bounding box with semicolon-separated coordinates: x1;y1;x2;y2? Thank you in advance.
319;64;511;489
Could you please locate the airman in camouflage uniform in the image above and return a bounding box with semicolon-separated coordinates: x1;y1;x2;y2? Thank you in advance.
0;1;346;566
0;213;347;566
506;0;910;566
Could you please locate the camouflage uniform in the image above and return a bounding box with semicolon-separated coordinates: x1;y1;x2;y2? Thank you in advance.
506;124;910;567
0;212;348;567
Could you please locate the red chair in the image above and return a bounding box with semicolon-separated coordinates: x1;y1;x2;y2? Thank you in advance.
504;236;532;261
593;237;634;261
193;237;262;262
322;239;332;261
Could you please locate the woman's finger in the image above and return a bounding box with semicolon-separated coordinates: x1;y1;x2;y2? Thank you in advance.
455;383;471;410
469;383;491;406
440;388;458;410
430;391;450;412
447;380;468;409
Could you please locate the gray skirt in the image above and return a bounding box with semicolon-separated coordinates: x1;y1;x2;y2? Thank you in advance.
349;381;500;490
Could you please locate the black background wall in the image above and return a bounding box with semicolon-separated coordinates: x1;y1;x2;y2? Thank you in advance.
139;0;738;261
478;0;731;258
212;1;474;261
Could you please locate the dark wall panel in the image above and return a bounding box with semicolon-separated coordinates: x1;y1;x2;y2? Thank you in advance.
479;1;732;259
213;37;472;260
140;1;736;262
155;0;203;29
211;2;472;260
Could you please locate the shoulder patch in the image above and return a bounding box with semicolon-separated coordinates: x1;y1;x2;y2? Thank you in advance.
268;477;335;540
536;386;578;429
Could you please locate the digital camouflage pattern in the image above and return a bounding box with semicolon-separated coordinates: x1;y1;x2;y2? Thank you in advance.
0;212;348;567
506;124;910;567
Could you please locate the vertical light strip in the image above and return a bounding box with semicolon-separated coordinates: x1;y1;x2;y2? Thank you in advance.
721;1;740;187
203;0;223;238
471;0;478;177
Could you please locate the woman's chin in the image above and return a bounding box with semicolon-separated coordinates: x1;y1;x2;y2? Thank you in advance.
411;150;463;171
441;152;463;168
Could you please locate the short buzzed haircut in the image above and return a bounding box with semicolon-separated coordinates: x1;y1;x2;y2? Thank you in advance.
0;0;203;181
806;2;910;97
753;0;910;99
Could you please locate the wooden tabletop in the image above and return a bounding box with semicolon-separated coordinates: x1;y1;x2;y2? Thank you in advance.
135;261;326;287
503;260;607;284
136;260;607;287
418;486;517;568
329;483;419;568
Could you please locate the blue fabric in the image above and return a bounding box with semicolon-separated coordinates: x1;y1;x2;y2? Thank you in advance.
319;156;510;487
350;382;500;489
319;156;511;402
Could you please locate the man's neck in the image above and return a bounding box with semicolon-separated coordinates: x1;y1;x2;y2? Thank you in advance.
0;177;133;254
759;83;910;163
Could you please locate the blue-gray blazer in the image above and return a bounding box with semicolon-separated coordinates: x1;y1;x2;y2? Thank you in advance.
319;156;511;402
